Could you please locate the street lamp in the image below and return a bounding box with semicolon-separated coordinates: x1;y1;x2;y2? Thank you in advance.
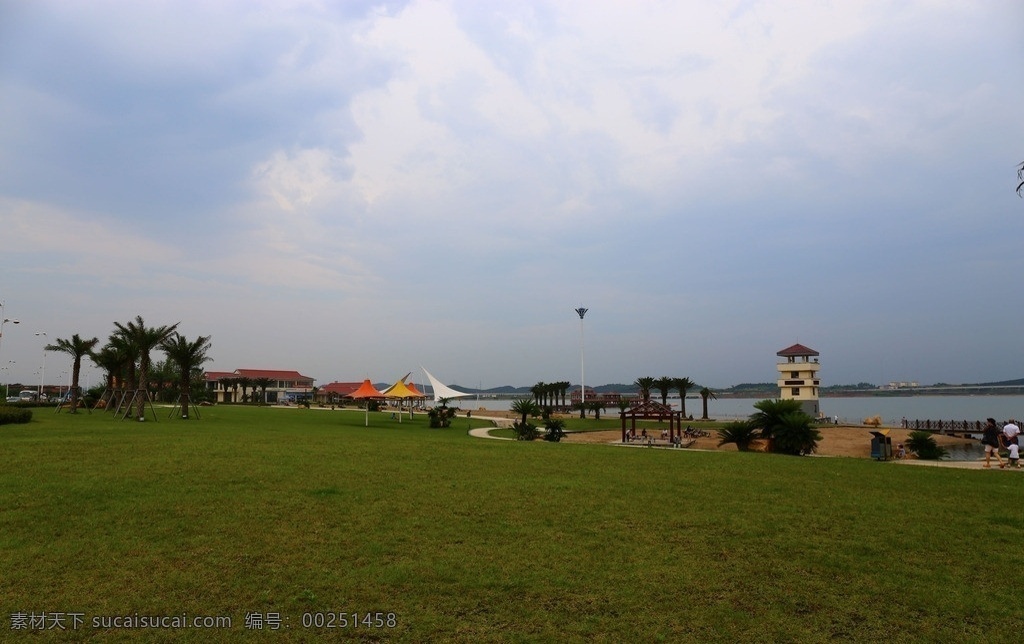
0;298;19;375
575;307;588;405
2;360;14;399
35;332;46;400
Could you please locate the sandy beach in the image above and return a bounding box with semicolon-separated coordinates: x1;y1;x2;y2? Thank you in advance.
469;408;994;467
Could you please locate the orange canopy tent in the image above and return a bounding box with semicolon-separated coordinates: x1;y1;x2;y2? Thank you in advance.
347;378;384;426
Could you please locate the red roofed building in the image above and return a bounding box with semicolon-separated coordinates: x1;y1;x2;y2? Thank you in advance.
205;369;315;404
318;382;363;404
776;343;820;417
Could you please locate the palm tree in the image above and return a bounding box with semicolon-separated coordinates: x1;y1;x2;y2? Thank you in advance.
546;382;560;409
531;382;545;406
113;316;179;421
102;332;137;412
90;343;131;409
634;377;654;402
674;377;695;418
510;397;540;426
238;377;253;403
160;332;211;419
717;420;758;452
254;377;272;404
654;376;674;406
749;398;806;442
221;377;239;403
559;381;571;408
44;333;99;413
772;411;822;456
699;386;717;420
588;400;606;420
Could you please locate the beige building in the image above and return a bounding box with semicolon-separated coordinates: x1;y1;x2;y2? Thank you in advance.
205;369;315;404
776;343;820;417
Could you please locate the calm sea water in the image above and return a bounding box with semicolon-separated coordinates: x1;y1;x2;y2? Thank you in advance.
451;395;1024;425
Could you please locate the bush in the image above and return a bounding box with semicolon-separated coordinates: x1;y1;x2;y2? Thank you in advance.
771;411;822;456
906;431;948;460
0;406;33;425
749;398;807;441
427;405;456;428
717;420;759;451
543;418;566;442
513;421;539;441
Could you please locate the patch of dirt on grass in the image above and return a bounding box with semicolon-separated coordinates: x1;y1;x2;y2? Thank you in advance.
562;425;976;459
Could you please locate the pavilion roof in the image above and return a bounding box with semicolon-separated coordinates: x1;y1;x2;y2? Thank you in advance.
776;343;819;357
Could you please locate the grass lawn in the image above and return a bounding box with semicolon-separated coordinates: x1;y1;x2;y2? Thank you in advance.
1;405;1022;642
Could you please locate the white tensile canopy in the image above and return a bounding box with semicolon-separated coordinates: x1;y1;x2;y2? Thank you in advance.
420;366;473;403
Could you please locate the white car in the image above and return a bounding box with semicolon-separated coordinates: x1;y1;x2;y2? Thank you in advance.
5;396;20;404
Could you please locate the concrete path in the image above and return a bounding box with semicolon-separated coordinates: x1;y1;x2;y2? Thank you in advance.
467;415;514;440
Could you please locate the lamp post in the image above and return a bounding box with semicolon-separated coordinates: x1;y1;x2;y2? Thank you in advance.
574;307;588;405
35;332;46;400
2;361;14;399
0;299;19;379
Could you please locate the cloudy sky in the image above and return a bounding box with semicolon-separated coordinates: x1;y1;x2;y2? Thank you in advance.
1;0;1022;391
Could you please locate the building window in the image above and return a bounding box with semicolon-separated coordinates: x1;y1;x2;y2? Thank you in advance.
791;387;800;396
791;371;798;378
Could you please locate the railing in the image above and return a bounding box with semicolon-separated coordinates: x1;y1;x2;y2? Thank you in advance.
907;419;984;434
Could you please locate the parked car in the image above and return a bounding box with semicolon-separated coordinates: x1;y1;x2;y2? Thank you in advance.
5;396;20;404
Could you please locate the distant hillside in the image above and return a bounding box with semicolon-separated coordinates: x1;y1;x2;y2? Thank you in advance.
975;377;1024;387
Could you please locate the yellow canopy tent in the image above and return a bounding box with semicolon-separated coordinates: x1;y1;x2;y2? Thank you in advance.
383;377;425;423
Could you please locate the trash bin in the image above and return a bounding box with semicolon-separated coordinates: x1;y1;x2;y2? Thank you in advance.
869;430;892;461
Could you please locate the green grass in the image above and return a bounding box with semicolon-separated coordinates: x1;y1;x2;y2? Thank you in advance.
2;406;1022;641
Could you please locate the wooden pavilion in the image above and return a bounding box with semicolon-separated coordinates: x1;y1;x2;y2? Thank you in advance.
620;399;683;443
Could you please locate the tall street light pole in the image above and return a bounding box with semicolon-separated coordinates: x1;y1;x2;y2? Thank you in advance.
35;332;46;400
2;360;14;399
0;299;19;378
575;307;588;405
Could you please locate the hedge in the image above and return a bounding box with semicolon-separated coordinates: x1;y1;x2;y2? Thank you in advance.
0;406;33;425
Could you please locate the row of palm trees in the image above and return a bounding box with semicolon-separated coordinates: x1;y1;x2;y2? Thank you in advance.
529;381;572;408
44;315;212;420
217;377;274;404
632;376;718;419
524;375;719;420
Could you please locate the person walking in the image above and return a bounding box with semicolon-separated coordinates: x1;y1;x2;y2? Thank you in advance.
981;418;1006;469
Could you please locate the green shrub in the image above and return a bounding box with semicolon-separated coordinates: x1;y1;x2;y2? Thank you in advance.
427;405;456;428
906;431;948;460
543;418;566;442
717;420;759;451
0;406;33;425
772;411;822;456
749;398;807;441
513;421;539;441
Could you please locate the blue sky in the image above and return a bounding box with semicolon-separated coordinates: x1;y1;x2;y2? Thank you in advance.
1;0;1023;390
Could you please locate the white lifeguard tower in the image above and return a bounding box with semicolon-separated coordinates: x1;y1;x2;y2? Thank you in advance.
776;343;820;417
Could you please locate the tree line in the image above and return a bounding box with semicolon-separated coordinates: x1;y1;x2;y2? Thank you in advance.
44;315;211;420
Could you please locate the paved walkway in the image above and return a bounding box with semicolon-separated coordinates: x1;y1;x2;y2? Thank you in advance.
467;415;514;440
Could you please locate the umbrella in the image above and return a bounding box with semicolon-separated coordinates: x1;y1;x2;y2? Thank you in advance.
347;378;384;426
383;377;423;423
